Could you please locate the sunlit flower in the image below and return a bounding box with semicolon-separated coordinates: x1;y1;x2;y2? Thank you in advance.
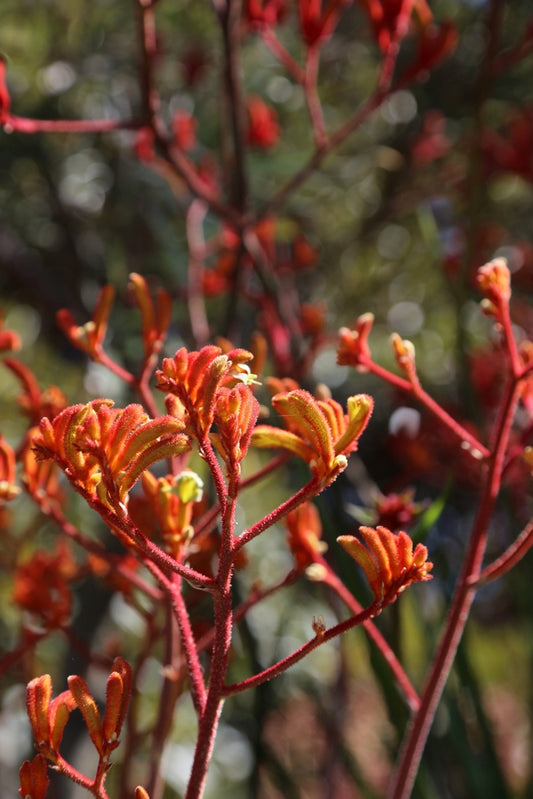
157;345;256;438
338;525;432;609
33;400;190;505
252;389;373;484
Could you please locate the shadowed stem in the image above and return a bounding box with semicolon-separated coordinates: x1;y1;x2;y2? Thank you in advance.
388;377;520;799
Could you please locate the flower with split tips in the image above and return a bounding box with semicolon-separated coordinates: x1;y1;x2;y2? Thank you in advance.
252;389;373;485
338;525;432;610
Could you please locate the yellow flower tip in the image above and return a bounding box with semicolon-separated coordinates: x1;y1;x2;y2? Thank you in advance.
477;257;511;303
391;333;415;361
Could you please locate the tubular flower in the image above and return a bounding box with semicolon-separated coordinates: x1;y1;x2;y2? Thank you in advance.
0;435;20;504
156;345;257;438
211;383;261;474
57;284;115;358
337;525;433;610
337;314;374;371
26;659;132;768
477;257;511;320
33;400;190;506
141;470;204;559
286;501;327;571
26;675;77;763
391;333;418;384
252;389;373;484
21;428;63;509
19;754;49;799
128;273;172;356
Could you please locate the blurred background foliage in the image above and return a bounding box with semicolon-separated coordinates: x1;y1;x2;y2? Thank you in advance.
2;1;533;797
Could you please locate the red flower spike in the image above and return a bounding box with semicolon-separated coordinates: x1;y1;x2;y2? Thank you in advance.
135;788;151;799
157;346;256;438
252;390;373;484
19;754;49;799
68;675;105;756
337;525;433;608
33;400;190;504
286;501;327;571
57;285;115;358
477;257;511;319
0;435;20;503
337;315;374;371
247;96;281;149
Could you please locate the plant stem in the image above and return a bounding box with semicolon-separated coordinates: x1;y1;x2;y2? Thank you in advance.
388;378;520;799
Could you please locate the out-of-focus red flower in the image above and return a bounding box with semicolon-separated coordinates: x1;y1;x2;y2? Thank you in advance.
172;111;198;151
292;234;319;270
286;501;327;571
247;96;281;149
0;435;20;504
245;0;288;27
299;0;352;47
398;20;458;82
337;314;374;371
357;0;433;53
299;302;326;337
374;489;420;531
135;127;155;162
57;285;115;359
4;358;67;424
0;57;11;127
13;542;76;629
482;108;533;182
0;312;21;352
411;111;451;164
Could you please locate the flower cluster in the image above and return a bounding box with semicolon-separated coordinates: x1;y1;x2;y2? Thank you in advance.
252;389;373;485
33;400;190;506
23;659;134;795
338;525;433;609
